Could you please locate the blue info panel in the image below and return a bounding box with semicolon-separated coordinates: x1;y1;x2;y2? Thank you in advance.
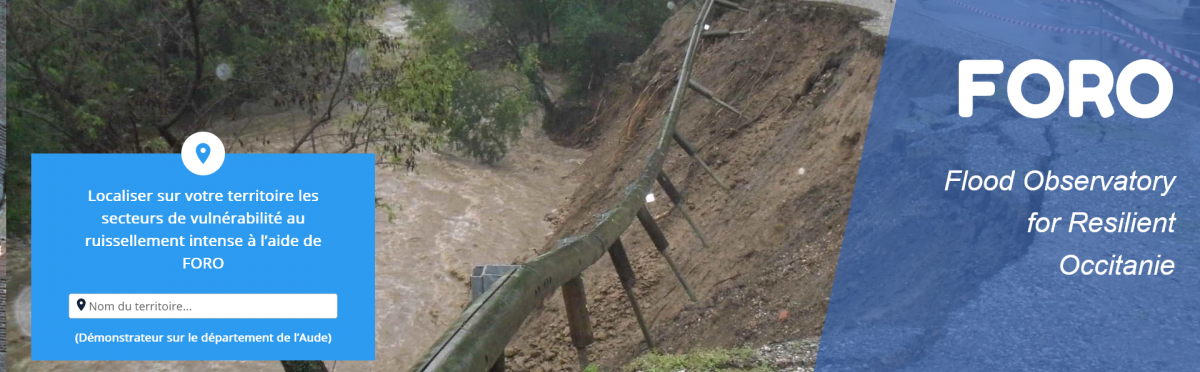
32;154;375;360
819;0;1200;371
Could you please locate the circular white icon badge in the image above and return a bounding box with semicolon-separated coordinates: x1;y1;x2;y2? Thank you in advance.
182;132;226;176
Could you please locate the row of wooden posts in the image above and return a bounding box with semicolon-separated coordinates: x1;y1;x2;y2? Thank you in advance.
495;2;749;370
413;0;748;369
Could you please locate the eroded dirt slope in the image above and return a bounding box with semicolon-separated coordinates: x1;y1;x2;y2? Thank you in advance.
506;1;886;370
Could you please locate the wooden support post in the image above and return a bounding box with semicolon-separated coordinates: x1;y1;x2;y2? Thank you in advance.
608;239;654;349
700;29;749;38
701;29;730;38
657;171;710;249
686;79;744;117
562;277;594;370
714;0;749;11
636;206;698;302
671;131;732;191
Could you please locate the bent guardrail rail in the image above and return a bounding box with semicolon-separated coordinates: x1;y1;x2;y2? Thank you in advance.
410;0;743;369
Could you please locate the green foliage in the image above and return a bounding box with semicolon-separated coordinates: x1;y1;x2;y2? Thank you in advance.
491;0;671;94
388;38;472;130
398;0;535;164
5;0;438;234
7;79;61;235
404;0;672;147
375;197;400;224
443;74;533;163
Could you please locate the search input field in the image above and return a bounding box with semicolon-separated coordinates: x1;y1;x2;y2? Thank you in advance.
68;294;337;319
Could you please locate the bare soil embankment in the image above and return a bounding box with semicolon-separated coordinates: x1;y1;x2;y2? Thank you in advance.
504;1;886;370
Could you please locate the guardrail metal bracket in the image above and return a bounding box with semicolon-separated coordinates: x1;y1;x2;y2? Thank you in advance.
470;265;521;372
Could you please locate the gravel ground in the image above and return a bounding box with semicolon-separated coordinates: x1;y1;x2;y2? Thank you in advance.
754;338;821;372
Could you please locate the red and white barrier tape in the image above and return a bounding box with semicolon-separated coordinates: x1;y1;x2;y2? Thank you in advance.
1043;0;1200;70
946;0;1200;84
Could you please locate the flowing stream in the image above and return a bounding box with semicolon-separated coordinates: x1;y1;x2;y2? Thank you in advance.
9;3;586;371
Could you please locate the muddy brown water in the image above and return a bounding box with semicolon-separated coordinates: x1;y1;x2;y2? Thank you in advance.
363;127;586;372
7;3;588;371
9;129;585;372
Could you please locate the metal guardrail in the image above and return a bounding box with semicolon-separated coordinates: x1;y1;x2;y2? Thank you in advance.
410;0;741;369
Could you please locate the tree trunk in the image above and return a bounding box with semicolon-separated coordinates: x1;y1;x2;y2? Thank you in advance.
507;44;556;132
526;68;557;132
